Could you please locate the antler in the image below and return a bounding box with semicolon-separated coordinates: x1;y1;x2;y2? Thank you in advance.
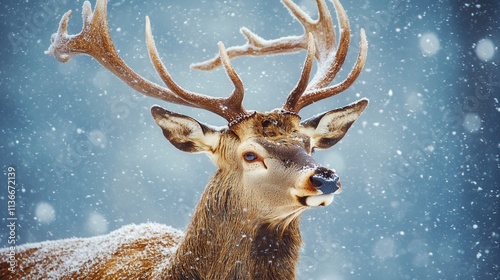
193;0;368;113
45;0;249;123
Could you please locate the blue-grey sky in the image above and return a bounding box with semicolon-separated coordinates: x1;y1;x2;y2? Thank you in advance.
1;0;499;279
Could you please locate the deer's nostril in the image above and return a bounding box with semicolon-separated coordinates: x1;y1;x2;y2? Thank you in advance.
309;173;340;194
310;175;324;188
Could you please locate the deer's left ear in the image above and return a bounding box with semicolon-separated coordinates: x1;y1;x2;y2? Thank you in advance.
300;99;368;150
151;106;220;153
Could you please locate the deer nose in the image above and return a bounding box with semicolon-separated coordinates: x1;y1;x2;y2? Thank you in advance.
309;168;340;194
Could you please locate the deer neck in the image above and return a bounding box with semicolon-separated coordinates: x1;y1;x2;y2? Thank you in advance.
163;170;302;279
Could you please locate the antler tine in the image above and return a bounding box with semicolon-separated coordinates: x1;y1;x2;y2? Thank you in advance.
191;27;305;71
46;0;248;123
217;42;246;118
294;29;367;111
146;17;247;122
282;0;336;58
283;33;315;112
193;0;367;114
192;0;336;71
287;0;369;112
305;0;349;90
45;0;191;106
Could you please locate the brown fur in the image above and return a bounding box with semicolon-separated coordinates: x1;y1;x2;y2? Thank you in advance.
0;113;304;279
4;0;368;276
0;223;182;279
162;170;302;279
0;105;365;279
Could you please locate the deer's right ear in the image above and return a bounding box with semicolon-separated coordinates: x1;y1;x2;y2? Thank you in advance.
300;99;368;150
151;106;220;153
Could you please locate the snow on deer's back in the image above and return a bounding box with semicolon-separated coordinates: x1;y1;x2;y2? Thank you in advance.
0;223;182;279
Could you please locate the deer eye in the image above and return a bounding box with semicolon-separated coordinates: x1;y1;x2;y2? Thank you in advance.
243;152;258;162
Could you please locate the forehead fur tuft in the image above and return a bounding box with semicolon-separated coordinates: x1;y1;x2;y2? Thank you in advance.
230;111;302;139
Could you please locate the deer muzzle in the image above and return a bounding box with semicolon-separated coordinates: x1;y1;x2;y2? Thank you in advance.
298;167;341;207
310;167;340;195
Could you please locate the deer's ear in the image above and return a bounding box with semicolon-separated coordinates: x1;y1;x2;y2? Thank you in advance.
151;106;220;153
300;99;368;150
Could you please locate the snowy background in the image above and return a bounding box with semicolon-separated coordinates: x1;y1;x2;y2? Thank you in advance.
1;0;499;279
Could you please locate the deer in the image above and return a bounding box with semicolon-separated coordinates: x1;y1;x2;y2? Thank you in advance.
0;0;367;278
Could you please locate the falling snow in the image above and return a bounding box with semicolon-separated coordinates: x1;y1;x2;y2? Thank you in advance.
0;0;499;279
34;202;56;225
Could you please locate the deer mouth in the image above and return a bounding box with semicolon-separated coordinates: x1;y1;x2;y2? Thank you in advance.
297;193;335;207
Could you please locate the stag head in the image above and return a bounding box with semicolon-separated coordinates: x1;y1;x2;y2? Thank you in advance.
45;0;368;227
151;98;366;227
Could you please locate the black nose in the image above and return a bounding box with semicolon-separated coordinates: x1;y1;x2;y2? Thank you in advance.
309;169;340;194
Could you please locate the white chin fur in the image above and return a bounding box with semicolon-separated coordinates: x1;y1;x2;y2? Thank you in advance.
305;193;334;206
